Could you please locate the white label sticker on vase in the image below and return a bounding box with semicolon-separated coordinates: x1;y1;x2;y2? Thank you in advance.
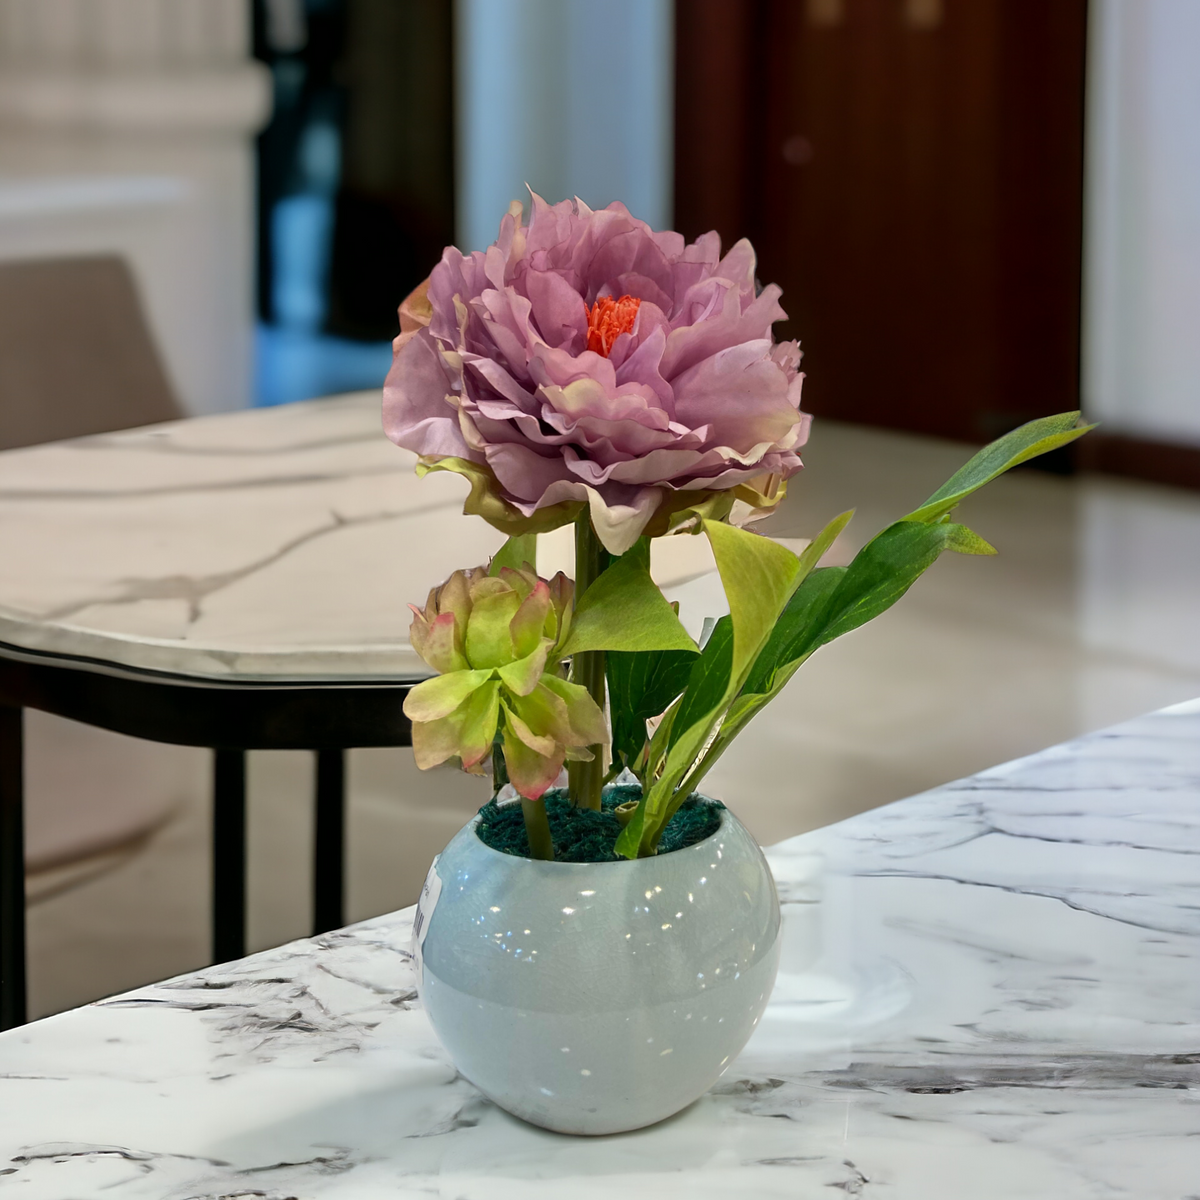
411;855;442;981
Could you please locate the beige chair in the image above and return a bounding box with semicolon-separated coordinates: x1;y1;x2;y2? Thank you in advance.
0;254;189;896
0;254;181;451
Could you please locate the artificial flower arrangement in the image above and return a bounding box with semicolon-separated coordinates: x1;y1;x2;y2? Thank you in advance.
386;193;1089;861
384;194;1089;1134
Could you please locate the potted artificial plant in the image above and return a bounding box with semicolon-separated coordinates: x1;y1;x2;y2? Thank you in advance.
384;194;1090;1134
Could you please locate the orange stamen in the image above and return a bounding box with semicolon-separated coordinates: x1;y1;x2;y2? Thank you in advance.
585;294;641;357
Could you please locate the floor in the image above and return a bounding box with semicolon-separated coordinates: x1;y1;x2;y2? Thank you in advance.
24;420;1200;1019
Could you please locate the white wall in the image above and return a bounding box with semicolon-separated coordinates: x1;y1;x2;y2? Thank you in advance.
0;0;269;415
455;0;673;253
1083;0;1200;445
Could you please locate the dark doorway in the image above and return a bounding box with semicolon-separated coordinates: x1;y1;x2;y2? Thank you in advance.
675;0;1088;445
252;0;454;404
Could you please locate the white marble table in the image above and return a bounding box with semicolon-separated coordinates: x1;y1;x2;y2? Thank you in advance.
2;700;1196;1198
0;390;505;681
0;392;507;1023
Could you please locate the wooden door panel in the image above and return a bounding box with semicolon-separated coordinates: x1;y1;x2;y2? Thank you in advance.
676;0;1086;443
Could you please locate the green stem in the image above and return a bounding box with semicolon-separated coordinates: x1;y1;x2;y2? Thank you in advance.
568;510;610;810
495;731;554;859
521;799;555;860
491;731;508;796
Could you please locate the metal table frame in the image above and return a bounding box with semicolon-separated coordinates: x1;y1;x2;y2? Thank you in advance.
0;639;416;1029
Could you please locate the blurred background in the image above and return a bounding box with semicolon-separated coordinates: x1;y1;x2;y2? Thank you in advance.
2;0;1199;1016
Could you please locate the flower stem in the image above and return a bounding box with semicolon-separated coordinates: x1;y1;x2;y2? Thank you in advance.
568;510;609;810
491;731;508;795
521;799;555;860
495;732;555;859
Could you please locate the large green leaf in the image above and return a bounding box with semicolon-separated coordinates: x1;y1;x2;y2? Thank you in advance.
606;647;698;770
820;519;993;644
488;533;538;576
617;523;802;857
735;510;855;696
669;615;733;742
740;565;846;699
688;520;993;796
673;414;1094;803
903;412;1093;526
558;538;697;656
706;521;805;681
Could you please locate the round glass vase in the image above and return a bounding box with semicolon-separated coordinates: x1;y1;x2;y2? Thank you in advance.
413;800;781;1135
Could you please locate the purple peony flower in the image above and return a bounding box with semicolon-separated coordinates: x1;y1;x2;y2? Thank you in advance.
383;193;811;554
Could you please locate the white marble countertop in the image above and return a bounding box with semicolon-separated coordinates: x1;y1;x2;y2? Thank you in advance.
2;700;1197;1197
0;391;507;682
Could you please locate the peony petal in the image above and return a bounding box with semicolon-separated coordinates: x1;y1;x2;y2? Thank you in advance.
508;682;573;746
409;610;467;674
540;674;609;746
508;578;551;658
583;483;662;555
497;637;552;696
485;440;577;503
525;268;588;351
504;704;558;758
496;565;537;602
394;276;433;353
613;321;673;410
546;571;574;646
464;585;521;668
412;679;500;770
501;715;564;801
661;281;788;379
434;569;474;630
713;236;757;293
382;330;467;459
671;340;801;453
403;668;495;722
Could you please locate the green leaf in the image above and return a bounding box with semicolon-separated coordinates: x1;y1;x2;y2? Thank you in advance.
558;537;697;656
705;521;803;683
739;518;985;711
606;647;697;769
741;565;846;699
617;524;802;857
673;416;1095;807
687;520;988;796
669;615;733;745
819;520;980;644
795;509;855;576
489;533;538;576
904;412;1093;526
735;509;855;700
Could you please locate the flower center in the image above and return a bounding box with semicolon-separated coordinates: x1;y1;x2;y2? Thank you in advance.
585;294;641;357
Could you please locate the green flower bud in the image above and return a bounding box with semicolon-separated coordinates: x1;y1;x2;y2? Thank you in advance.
404;560;602;797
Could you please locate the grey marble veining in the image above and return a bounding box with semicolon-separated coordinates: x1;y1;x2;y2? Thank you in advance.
0;392;731;684
2;700;1198;1197
0;391;507;681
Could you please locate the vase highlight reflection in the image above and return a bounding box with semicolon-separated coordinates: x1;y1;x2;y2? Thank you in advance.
414;802;781;1135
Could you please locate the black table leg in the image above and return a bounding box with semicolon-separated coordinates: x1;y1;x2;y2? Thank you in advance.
211;748;246;963
312;748;345;936
0;704;25;1030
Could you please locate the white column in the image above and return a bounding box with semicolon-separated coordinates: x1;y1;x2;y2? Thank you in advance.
455;0;673;253
0;0;270;414
1083;0;1200;445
